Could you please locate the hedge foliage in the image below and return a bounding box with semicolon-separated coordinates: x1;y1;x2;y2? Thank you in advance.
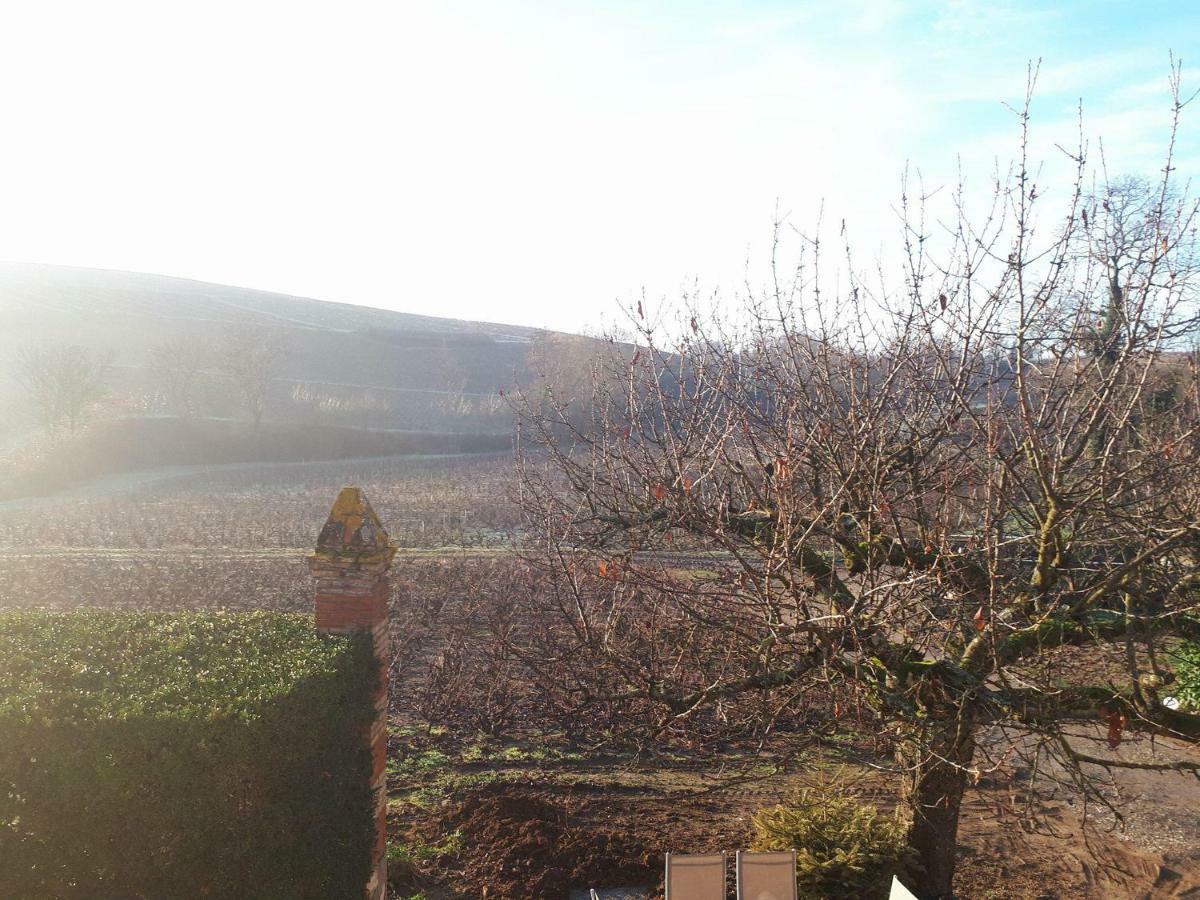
750;786;911;899
1174;641;1200;710
0;610;378;900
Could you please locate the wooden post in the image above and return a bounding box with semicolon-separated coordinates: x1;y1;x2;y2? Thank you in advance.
308;487;394;900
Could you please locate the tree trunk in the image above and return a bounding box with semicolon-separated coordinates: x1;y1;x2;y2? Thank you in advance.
900;711;978;899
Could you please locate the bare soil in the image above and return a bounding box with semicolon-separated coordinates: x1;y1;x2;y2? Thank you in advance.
385;727;1200;899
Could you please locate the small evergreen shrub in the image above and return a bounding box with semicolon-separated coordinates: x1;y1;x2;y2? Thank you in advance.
1173;641;1200;710
0;610;377;899
750;785;911;899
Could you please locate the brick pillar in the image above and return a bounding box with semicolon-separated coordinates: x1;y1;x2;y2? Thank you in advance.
308;487;394;900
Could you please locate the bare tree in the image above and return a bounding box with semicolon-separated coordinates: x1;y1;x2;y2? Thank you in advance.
1075;173;1200;359
524;329;637;435
503;73;1200;897
219;324;288;428
149;334;210;420
14;343;113;435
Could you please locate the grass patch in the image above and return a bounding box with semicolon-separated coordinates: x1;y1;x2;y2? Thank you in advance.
391;749;454;777
388;829;464;865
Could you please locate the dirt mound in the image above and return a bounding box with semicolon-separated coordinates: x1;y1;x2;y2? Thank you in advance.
954;799;1200;899
449;785;658;899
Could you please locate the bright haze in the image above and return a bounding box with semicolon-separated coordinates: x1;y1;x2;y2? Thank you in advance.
1;1;1196;332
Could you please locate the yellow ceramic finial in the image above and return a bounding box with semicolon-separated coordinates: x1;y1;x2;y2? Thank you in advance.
314;486;393;557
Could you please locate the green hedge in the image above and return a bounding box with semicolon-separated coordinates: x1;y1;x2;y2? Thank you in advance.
0;610;378;900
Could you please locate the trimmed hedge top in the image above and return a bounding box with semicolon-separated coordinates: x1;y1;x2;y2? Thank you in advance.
0;609;356;724
2;609;378;899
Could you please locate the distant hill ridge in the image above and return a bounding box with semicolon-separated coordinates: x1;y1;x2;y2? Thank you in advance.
0;262;541;339
0;263;586;441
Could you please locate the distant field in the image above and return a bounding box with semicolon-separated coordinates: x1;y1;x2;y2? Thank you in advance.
0;416;511;501
0;453;517;610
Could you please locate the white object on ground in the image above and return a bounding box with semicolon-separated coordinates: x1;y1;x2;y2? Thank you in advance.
890;875;920;899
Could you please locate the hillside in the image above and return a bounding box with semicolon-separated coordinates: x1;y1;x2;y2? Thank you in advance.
0;263;598;498
0;262;585;439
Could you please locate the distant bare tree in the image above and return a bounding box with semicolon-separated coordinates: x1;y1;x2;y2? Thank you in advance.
1075;174;1200;358
219;324;288;428
149;334;210;420
524;330;635;434
14;343;113;435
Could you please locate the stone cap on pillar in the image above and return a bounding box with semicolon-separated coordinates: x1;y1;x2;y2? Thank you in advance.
308;487;396;574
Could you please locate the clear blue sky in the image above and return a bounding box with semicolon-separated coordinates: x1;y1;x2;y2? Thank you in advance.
0;1;1195;331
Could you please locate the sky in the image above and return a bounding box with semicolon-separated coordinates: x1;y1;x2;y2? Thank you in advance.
0;0;1196;333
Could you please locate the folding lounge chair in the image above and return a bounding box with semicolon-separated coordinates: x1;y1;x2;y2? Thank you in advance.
665;852;727;900
735;850;797;900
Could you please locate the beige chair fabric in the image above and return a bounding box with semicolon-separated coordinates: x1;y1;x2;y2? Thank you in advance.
735;850;797;900
665;852;727;900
